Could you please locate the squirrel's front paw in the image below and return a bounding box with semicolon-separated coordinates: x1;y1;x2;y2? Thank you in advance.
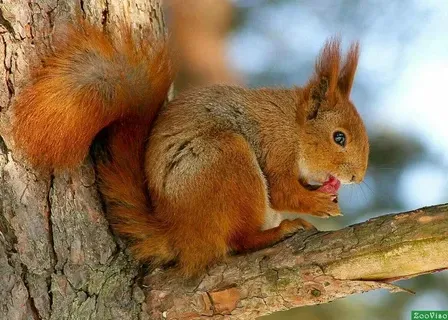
269;178;341;217
305;191;341;218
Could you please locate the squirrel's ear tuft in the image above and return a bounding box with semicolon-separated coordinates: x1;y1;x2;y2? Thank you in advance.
338;41;359;98
314;38;341;99
305;38;341;120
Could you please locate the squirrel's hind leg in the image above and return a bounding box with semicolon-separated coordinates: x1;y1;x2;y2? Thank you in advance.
153;132;266;276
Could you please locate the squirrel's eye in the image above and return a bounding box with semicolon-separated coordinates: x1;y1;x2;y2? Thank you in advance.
333;131;346;147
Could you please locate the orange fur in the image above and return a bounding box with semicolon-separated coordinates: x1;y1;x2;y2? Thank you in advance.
338;42;360;97
12;20;172;169
314;38;341;101
12;21;368;277
268;39;368;216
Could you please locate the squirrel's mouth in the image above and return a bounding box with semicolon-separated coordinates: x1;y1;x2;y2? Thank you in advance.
301;175;341;199
318;176;341;194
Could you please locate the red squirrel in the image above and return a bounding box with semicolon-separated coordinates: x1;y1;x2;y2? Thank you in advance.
12;20;369;277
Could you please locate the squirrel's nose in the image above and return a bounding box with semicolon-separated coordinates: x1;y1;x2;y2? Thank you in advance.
351;174;363;183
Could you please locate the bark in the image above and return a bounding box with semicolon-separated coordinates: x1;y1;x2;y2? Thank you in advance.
145;204;448;319
0;1;446;320
0;1;165;319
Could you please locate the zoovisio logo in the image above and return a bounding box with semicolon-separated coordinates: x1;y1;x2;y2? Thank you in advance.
412;311;448;319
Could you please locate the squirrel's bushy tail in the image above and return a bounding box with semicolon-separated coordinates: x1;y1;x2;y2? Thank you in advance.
13;21;171;168
12;21;174;264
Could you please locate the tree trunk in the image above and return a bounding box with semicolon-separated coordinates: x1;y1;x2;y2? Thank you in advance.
0;1;165;319
1;2;447;320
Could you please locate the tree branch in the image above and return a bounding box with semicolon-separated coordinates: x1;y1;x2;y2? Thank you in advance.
145;203;448;319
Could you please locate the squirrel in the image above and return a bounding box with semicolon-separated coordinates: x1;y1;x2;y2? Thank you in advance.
12;20;369;277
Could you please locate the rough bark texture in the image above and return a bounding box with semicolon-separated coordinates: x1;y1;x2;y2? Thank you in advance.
145;204;448;319
0;1;447;320
0;1;165;319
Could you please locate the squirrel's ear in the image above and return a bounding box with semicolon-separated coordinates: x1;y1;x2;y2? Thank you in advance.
338;42;359;98
305;39;341;120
